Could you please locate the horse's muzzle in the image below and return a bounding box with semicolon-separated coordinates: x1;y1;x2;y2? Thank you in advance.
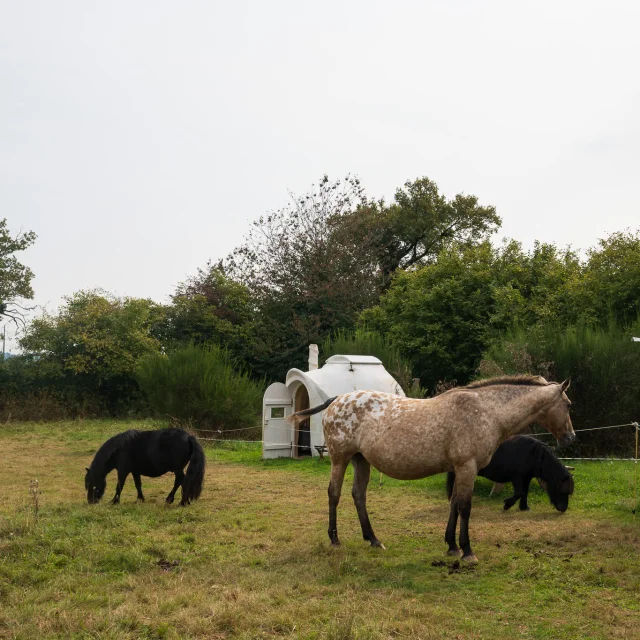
559;432;576;448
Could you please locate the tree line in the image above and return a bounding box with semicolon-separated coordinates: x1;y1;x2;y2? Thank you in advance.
1;176;639;452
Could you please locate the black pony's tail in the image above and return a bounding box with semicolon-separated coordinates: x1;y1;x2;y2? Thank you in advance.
446;471;456;501
183;436;206;502
287;396;338;427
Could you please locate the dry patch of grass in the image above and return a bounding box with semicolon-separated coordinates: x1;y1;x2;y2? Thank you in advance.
1;420;639;639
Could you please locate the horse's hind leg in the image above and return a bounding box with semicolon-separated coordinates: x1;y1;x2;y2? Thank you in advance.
452;461;479;563
166;470;184;505
133;474;144;502
179;469;191;506
328;456;349;546
518;476;532;511
351;453;384;549
445;480;462;556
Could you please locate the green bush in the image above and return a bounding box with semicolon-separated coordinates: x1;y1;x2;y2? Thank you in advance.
480;320;640;455
0;355;116;421
137;344;264;433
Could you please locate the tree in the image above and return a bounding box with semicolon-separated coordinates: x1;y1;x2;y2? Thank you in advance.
490;239;582;328
339;177;501;285
225;175;380;379
361;240;582;391
363;242;498;390
0;218;37;326
160;262;254;357
223;175;501;381
227;174;370;298
19;290;163;412
575;230;640;326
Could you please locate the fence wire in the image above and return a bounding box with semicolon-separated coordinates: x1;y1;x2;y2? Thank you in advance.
197;421;640;457
196;420;640;515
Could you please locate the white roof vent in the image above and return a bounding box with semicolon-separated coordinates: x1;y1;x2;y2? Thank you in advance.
325;355;383;365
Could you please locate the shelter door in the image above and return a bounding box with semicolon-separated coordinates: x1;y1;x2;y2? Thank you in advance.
263;382;294;459
294;385;312;457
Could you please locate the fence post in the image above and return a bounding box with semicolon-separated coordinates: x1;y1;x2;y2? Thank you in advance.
634;422;639;518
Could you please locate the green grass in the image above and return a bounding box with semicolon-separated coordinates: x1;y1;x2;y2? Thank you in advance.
1;420;639;639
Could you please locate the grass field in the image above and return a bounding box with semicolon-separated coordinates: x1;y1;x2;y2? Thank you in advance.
1;420;639;639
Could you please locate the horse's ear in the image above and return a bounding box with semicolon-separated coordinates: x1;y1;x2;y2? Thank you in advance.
560;378;571;393
85;467;90;472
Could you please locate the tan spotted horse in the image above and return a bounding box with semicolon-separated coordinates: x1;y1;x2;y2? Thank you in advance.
288;375;574;563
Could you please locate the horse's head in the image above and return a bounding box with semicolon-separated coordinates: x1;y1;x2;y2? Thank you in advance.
537;379;575;448
547;472;575;513
85;467;106;504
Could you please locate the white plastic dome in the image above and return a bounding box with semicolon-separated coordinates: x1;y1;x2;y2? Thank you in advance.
263;351;404;459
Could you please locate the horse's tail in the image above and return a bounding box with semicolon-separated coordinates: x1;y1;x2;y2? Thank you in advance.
287;396;338;428
446;471;456;501
183;436;206;502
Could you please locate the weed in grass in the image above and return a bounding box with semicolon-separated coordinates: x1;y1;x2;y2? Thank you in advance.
29;478;39;523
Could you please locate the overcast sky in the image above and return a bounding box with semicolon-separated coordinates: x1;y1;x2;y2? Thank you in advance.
1;1;639;349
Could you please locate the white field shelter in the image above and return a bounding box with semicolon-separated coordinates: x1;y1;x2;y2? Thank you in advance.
262;345;405;459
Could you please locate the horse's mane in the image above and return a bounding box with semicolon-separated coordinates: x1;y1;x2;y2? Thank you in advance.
89;430;140;478
464;375;550;389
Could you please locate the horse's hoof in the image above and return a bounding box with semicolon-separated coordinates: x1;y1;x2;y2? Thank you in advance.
462;554;478;564
330;540;341;547
137;497;145;503
166;497;174;504
519;506;530;512
447;549;463;557
370;540;386;550
503;503;513;511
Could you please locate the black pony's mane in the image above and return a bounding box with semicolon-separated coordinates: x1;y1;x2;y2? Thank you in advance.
89;430;140;478
465;375;550;389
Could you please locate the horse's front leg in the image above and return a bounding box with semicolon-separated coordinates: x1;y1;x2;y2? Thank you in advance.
504;477;524;510
166;470;184;505
111;469;129;505
451;461;478;563
133;474;145;502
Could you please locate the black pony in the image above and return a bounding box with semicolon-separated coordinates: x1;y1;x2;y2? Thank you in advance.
85;428;206;506
447;435;574;512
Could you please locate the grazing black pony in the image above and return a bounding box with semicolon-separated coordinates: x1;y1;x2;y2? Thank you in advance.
447;435;574;512
85;428;205;506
